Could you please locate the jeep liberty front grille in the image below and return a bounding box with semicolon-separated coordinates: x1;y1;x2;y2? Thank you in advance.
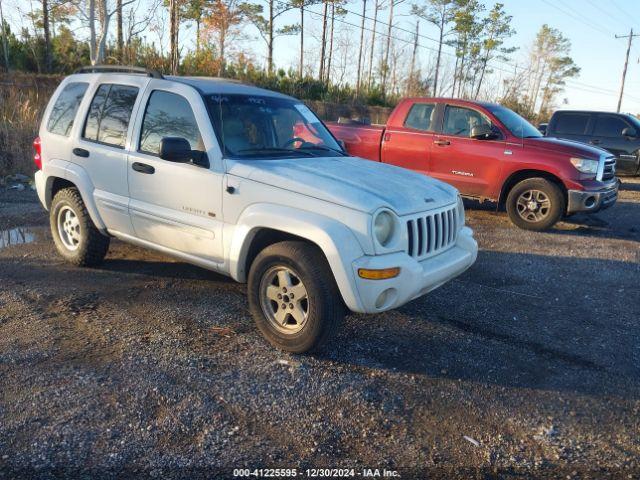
406;205;458;259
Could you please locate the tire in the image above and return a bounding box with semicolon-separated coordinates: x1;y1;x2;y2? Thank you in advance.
506;178;565;231
50;187;110;266
247;241;344;353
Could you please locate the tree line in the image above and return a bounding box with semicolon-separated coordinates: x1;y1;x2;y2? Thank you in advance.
0;0;580;117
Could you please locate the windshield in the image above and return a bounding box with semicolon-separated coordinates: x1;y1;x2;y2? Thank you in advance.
623;114;640;130
485;104;543;139
207;94;345;159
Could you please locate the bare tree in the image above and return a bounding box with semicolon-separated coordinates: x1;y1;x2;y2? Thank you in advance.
116;0;123;60
42;0;52;71
0;0;9;70
411;0;455;96
366;0;381;89
318;0;328;80
355;0;367;95
325;1;334;82
244;0;299;74
169;0;179;73
72;0;135;64
291;0;318;77
381;0;403;93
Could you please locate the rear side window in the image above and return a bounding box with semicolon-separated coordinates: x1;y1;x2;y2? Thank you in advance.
593;115;629;138
83;84;139;148
553;113;590;135
404;103;436;131
47;82;89;136
139;90;203;156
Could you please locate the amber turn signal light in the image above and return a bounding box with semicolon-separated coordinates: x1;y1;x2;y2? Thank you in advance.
357;267;401;280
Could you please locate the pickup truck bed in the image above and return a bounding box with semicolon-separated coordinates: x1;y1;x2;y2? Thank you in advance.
327;122;384;162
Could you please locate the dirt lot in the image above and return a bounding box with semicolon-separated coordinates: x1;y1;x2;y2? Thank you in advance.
0;179;639;479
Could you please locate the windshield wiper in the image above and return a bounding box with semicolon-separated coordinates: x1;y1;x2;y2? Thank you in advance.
234;147;315;157
297;144;347;156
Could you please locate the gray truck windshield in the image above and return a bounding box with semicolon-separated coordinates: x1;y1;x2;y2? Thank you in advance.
207;94;345;159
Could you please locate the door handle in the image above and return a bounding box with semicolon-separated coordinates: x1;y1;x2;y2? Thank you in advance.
434;139;451;146
132;162;155;174
590;139;601;145
383;132;391;142
72;148;90;158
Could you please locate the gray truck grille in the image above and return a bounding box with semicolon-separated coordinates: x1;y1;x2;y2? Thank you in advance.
602;157;616;181
406;205;458;259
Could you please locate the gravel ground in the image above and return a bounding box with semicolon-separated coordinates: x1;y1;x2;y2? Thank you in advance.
0;179;639;479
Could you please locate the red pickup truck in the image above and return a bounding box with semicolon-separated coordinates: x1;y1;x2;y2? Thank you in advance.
327;98;618;230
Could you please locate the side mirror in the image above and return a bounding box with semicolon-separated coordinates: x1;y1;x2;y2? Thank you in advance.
470;124;494;139
159;137;193;163
621;127;637;138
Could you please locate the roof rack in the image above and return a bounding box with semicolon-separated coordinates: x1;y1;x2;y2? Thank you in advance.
74;65;164;79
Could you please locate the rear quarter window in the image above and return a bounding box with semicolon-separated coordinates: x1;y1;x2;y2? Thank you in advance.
46;82;89;136
404;103;436;131
553;113;590;135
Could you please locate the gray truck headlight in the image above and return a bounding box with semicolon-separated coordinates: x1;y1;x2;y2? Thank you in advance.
570;157;599;175
373;210;395;247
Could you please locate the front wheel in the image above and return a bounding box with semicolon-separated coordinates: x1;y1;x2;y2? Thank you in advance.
247;241;344;353
506;178;565;231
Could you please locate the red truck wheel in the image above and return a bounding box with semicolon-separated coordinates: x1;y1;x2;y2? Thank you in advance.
506;178;565;231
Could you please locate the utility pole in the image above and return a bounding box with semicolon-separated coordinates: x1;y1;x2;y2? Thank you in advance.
408;21;419;95
615;28;639;113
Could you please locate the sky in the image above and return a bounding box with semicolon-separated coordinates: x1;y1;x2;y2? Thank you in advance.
261;0;640;113
3;0;640;113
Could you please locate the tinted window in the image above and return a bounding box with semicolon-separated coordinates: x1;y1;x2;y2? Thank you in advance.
47;82;89;136
484;104;541;138
404;103;436;131
140;91;203;155
594;115;629;138
443;106;492;137
83;84;139;148
83;84;109;142
554;113;590;135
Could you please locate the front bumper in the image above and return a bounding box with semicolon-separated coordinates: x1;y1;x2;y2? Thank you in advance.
566;180;619;214
351;227;478;314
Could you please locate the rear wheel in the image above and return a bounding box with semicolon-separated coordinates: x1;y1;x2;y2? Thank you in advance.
248;241;344;353
50;188;110;266
506;178;565;231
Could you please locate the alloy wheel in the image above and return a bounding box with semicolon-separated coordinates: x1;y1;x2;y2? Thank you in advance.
259;266;309;334
57;205;81;251
516;189;551;223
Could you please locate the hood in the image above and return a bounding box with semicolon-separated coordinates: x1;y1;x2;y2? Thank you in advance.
226;156;457;216
522;136;608;159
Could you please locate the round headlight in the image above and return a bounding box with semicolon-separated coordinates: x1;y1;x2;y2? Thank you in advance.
374;210;395;246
